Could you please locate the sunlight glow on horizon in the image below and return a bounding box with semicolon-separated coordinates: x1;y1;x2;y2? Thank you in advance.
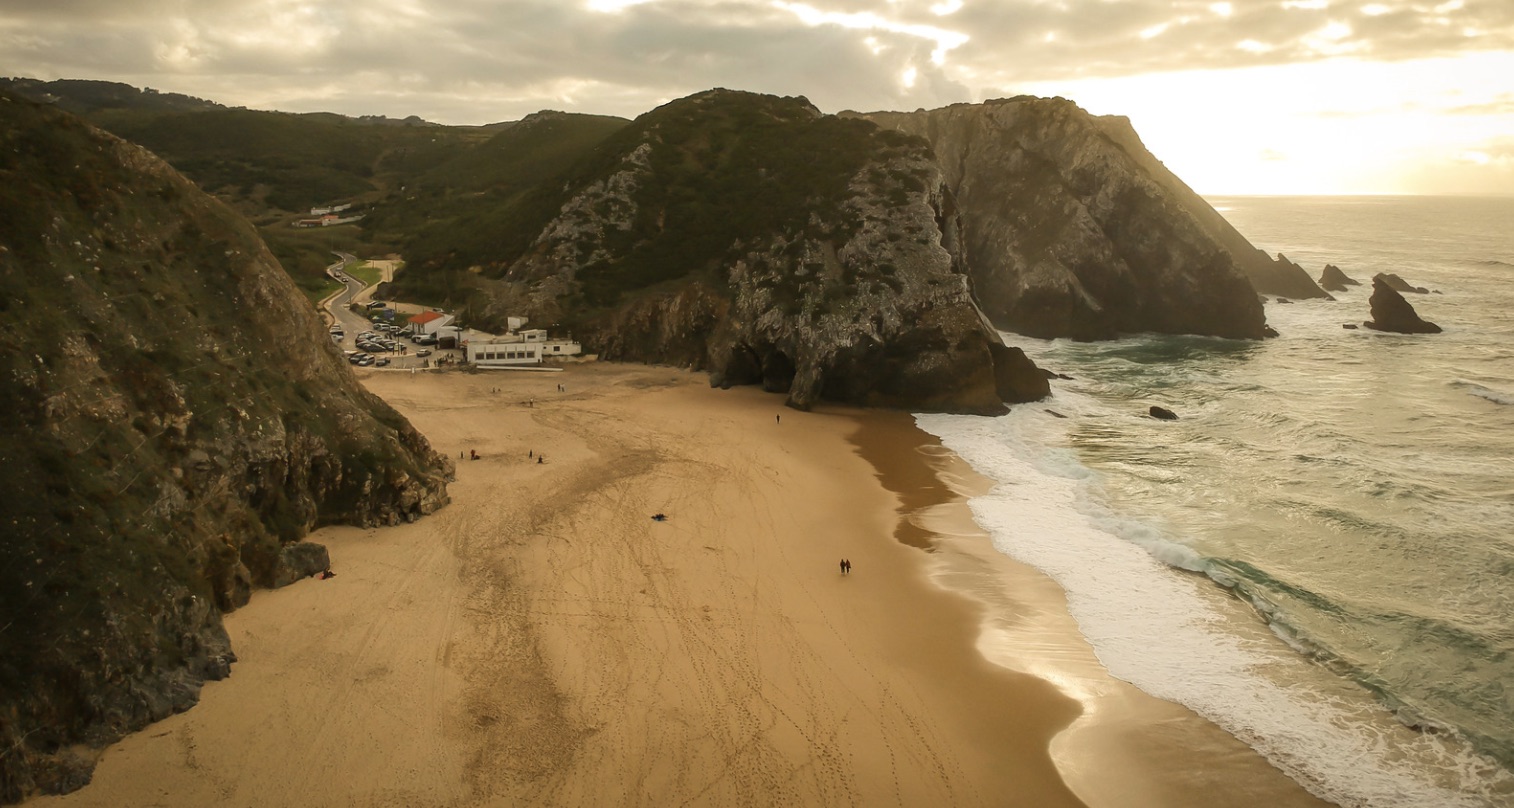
1018;52;1514;196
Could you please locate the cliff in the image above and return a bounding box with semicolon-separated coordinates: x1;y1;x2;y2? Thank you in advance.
496;90;1046;413
0;93;452;801
854;98;1324;339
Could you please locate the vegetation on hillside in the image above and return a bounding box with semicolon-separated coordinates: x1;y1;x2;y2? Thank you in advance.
564;90;923;307
3;79;634;305
0;91;451;800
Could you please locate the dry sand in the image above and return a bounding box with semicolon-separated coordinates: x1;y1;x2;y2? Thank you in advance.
37;363;1331;807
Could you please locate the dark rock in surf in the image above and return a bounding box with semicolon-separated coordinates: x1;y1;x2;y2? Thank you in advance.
991;342;1052;404
1364;275;1442;334
1260;253;1334;301
1319;264;1360;292
1379;273;1430;294
1342;323;1359;330
1045;409;1068;419
1149;406;1179;420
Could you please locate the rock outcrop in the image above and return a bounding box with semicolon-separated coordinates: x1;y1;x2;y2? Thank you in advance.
1245;252;1333;301
501;90;1046;413
0;93;451;801
853;98;1322;340
1364;275;1442;334
1319;264;1360;292
1378;272;1430;294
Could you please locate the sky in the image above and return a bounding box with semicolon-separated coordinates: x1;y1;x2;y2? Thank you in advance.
3;0;1512;195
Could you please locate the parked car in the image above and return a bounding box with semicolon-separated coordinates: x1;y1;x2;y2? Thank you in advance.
415;349;433;357
348;354;365;365
374;357;390;367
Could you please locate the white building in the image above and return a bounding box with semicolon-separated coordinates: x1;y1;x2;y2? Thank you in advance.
466;329;582;367
407;310;455;335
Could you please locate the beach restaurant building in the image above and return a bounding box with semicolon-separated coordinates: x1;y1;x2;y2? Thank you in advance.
466;329;582;367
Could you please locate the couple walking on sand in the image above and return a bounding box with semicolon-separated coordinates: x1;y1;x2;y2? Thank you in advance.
839;559;852;575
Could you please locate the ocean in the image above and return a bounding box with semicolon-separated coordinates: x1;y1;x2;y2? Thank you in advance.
917;196;1514;807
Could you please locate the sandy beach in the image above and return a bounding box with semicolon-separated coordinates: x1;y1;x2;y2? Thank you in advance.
36;363;1332;807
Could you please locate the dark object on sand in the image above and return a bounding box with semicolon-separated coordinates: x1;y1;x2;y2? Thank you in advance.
652;513;668;522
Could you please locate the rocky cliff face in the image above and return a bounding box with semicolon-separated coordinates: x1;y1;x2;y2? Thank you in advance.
499;90;1046;413
854;99;1323;339
0;93;451;801
1087;114;1331;302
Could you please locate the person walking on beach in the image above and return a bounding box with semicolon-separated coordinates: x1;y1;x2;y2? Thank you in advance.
843;559;852;575
776;414;781;425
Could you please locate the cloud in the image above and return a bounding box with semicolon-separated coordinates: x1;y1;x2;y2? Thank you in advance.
0;0;1510;126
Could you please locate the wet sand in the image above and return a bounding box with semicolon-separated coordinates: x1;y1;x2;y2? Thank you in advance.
35;363;1330;807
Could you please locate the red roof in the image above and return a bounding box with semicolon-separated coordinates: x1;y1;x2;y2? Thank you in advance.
409;311;445;325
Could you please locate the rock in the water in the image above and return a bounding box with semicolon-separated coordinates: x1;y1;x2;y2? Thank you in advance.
1319;264;1361;292
1379;272;1430;294
1149;406;1179;420
1364;275;1442;334
1343;323;1359;330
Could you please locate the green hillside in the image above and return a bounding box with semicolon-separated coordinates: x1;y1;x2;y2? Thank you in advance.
3;79;631;302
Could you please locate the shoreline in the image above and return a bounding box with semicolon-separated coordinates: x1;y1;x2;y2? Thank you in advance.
851;414;1333;807
33;364;1327;806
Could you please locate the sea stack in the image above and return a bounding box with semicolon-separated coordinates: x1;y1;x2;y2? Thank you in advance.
1364;274;1442;334
1378;272;1431;294
1319;264;1361;292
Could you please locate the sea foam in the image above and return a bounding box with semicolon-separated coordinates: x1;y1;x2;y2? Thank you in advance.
1455;379;1514;406
915;403;1502;808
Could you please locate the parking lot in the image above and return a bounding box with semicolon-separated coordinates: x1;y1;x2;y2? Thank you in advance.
331;320;464;370
323;256;464;371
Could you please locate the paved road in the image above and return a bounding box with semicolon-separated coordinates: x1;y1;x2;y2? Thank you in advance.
322;253;463;370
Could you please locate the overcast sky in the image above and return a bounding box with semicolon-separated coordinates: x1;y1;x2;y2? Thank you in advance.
3;0;1511;194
